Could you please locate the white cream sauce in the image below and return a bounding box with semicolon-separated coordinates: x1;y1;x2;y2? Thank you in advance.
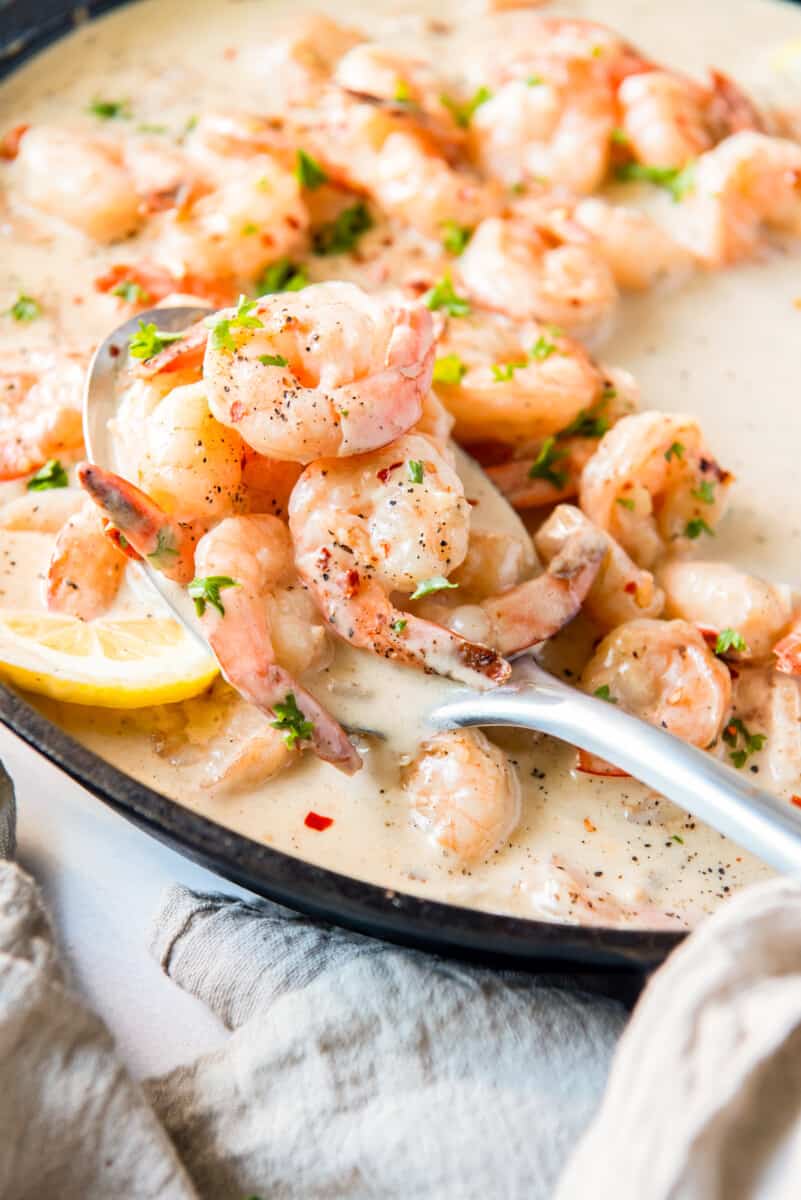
3;0;801;927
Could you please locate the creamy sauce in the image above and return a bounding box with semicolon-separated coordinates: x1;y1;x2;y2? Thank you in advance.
3;0;801;927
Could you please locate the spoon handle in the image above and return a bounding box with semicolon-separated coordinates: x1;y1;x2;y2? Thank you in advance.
430;662;801;876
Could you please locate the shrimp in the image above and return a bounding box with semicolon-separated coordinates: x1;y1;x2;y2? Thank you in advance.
677;131;801;265
204;282;435;463
535;504;665;631
660;560;795;661
45;499;127;621
720;666;801;800
0;487;84;533
581;618;732;749
457;215;618;345
0;352;85;481
571;198;694;291
289;435;510;688
152;156;308;285
580;411;732;568
78;463;357;771
260;13;363;105
403;729;521;864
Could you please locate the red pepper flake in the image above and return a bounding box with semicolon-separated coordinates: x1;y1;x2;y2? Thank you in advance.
623;580;637;594
377;461;403;483
792;795;801;809
223;46;238;61
583;816;597;833
0;123;29;160
305;811;334;832
230;399;245;422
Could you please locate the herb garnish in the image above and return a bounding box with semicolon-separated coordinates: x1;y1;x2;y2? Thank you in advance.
527;436;567;488
27;459;68;491
111;280;150;305
441;220;473;256
257;258;308;294
593;684;617;703
665;441;685;462
259;353;289;367
391;618;408;634
527;74;544;87
691;480;716;505
271;692;314;748
6;294;41;322
188;575;239;618
617;497;635;511
128;322;184;361
88;97;131;120
684;517;714;540
610;127;629;145
715;628;748;656
559;405;610;439
209;295;263;352
408;459;424;484
312;202;372;255
722;717;766;768
423;273;471;317
432;354;467;385
491;359;528;382
410;576;459;601
440;86;492;128
614;161;696;202
295;148;328;190
394;78;413;104
147;527;179;567
530;334;557;361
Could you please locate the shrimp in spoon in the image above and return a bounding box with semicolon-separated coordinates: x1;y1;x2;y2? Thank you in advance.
78;463;359;773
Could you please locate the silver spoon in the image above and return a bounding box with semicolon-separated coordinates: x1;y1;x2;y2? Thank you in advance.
85;307;801;874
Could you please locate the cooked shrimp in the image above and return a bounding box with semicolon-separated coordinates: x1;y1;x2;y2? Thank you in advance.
152;156;308;284
581;618;732;748
204;282;434;462
0;352;85;481
571;198;694;291
240;448;302;519
535;504;665;630
289;435;510;688
45;499;127;620
677;131;801;265
201;699;294;794
457;215;618;345
660;560;795;661
334;43;461;143
721;666;801;799
773;613;801;678
403;729;521;863
0;487;83;533
78;463;357;770
580;411;732;568
260;12;363;105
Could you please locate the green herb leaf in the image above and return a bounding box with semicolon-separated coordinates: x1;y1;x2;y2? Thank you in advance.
394;77;413;104
257;258;308;294
432;354;467;385
410;576;459;601
558;405;610;440
530;334;557;361
423;273;471;317
88;97;131;120
408;459;424;484
128;321;184;361
312;202;373;255
440;85;492;128
259;353;289;367
491;359;528;382
147;527;179;567
722;717;766;767
691;479;716;505
188;575;239;618
715;628;748;656
271;692;314;749
665;441;685;462
241;222;259;236
614;160;696;202
137;122;168;135
441;220;472;256
671;834;684;844
111;280;150;304
526;74;544;86
209;295;263;352
27;459;68;492
593;684;617;703
684;517;714;540
295;148;328;190
527;436;567;488
610;127;629;145
7;294;41;322
617;497;636;511
391;618;408;634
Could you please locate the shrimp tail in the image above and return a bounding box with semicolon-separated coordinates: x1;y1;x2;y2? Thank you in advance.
482;528;606;656
77;462;196;582
393;612;511;690
132;319;210;379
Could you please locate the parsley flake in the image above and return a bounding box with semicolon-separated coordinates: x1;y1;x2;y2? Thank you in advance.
128;321;184;361
257;258;308;294
527;436;567;488
391;618;408;634
441;220;472;255
27;459;68;492
432;354;467;385
188;575;239;618
684;517;714;540
271;692;314;749
259;353;288;367
615;160;696;202
715;628;748;656
691;479;716;505
617;497;636;511
295;148;328;190
665;441;685;462
410;576;459;601
423;273;471;317
558;405;609;440
147;527;179;566
491;359;528;382
111;280;150;304
394;78;414;104
610;127;629;145
526;74;544;86
312;202;372;255
88;97;131;120
671;834;684;844
593;684;617;703
6;294;41;322
440;86;492;128
722;717;766;768
210;295;263;352
408;459;424;484
530;334;557;361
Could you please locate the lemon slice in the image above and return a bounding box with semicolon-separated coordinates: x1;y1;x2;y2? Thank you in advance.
0;609;218;708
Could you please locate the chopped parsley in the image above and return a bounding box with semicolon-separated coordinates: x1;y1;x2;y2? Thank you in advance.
722;717;766;769
432;354;467;385
6;294;41;322
259;353;288;367
684;517;714;540
610;127;629;145
88;97;131;120
391;618;408;634
410;576;459;601
593;684;617;703
491;359;528;382
312;202;373;255
188;575;239;618
257;258;308;294
111;280;150;304
671;834;684;844
665;441;685;462
137;122;168;135
394;78;413;104
617;497;636;511
27;459;68;492
295;148;328;190
614;160;696;202
209;295;263;352
440;85;492;128
527;436;567;488
441;220;472;255
128;321;184;361
530;334;557;361
526;74;544;87
408;459;424;484
559;404;610;439
715;628;748;656
271;692;314;748
423;273;471;317
241;222;259;236
691;479;716;505
147;527;179;566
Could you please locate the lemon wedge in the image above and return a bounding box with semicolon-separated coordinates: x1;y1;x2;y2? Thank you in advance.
0;609;218;707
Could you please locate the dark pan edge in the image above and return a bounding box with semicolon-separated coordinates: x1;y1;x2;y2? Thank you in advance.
0;683;684;970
